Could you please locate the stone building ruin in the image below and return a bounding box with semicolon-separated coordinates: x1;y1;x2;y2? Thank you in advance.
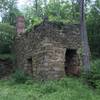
15;16;81;80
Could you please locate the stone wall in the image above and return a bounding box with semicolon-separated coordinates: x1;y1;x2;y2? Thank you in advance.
15;21;81;80
32;38;66;80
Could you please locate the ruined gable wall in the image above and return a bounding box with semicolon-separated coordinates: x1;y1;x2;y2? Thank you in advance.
15;22;81;80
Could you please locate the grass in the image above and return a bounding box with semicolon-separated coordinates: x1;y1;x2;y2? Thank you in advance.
0;77;100;100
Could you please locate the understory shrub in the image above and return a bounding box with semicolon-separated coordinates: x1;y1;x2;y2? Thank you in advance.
85;59;100;89
0;23;15;54
11;68;29;84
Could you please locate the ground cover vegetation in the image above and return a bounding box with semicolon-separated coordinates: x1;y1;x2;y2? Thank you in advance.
0;0;100;100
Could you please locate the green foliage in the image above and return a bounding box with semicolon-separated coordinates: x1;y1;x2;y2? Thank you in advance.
85;59;100;89
0;77;99;100
2;7;21;26
1;0;22;26
0;23;15;54
46;1;79;23
22;0;80;27
11;68;29;84
86;0;100;57
0;0;9;12
0;23;15;33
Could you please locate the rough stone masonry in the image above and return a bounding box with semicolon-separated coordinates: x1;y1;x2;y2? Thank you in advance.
15;16;82;80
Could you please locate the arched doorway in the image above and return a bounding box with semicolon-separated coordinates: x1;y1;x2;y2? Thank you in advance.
27;57;33;76
65;49;80;76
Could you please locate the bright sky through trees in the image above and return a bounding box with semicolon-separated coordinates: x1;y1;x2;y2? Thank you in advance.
17;0;96;10
0;0;96;22
17;0;33;9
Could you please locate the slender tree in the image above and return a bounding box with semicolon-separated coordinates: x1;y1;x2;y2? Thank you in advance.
34;0;38;16
79;0;90;73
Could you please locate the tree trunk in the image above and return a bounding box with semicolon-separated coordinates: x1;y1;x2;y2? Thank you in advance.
35;0;38;16
79;0;90;73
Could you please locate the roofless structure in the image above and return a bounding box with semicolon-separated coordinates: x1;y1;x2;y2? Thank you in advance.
15;16;81;80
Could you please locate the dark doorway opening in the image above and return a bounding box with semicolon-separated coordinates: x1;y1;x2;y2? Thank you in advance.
65;49;80;75
27;57;33;76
